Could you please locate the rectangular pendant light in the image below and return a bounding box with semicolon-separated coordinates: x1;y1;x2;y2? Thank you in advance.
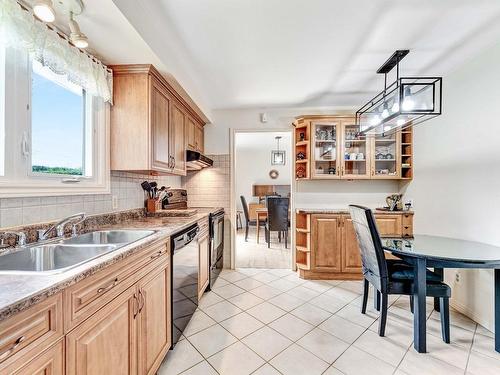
356;50;442;135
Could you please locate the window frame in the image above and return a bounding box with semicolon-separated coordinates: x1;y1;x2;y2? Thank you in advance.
0;47;110;197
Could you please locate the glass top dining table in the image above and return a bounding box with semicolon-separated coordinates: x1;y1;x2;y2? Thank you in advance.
382;234;500;353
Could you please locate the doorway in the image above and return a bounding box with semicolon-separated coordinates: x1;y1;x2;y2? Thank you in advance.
232;130;293;269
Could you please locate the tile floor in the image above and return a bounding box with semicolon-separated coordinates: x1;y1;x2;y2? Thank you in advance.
235;228;291;269
158;268;500;375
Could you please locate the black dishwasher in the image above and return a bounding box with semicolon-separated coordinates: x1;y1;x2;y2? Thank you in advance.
170;223;199;348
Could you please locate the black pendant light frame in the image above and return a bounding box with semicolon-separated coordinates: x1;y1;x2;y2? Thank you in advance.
356;50;442;136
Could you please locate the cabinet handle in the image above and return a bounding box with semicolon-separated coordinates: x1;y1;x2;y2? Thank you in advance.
150;250;163;260
97;277;118;294
138;289;145;313
0;336;25;360
173;157;176;169
133;293;139;319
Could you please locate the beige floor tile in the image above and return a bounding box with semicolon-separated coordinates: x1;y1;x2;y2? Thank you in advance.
337;280;363;294
426;313;474;348
251;363;282;375
207;342;265;375
368;316;414;347
324;286;360;302
471;332;500;360
335;303;378;328
212;277;230;289
286;285;321;301
188;324;238;358
398;348;464;375
425;333;470;370
202;300;242;322
235;230;291;269
430;309;477;333
309;294;348;314
353;330;409;367
281;273;307;284
269;313;315;341
270;343;329;375
334;346;396;375
301;280;335;293
291;303;333;326
246;302;286;324
251;271;281;284
467;350;500;375
213;283;246;299
322;366;345;374
297;327;350;363
270;278;298;292
228;292;265;310
157;339;203;375
267;268;294;277
180;360;218;375
250;284;283;300
237;268;267;276
219;270;249;283
268;293;305;311
220;312;264;339
234;277;265;291
182;310;217;337
319;315;366;344
198;292;224;309
242;326;292;361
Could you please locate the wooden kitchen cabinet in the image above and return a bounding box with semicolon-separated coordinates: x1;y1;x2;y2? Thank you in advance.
111;64;206;176
198;233;210;298
342;217;362;273
185;116;197;151
311;214;342;272
66;285;138;375
1;340;64;375
375;214;403;237
194;123;204;153
137;261;171;375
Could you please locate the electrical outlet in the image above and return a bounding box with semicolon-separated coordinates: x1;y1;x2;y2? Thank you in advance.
112;195;118;210
455;272;460;283
408;199;414;207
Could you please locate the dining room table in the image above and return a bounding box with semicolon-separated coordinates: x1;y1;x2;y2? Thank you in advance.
383;235;500;353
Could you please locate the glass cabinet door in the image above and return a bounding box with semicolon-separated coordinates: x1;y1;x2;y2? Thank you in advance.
372;131;400;178
311;122;340;179
341;122;370;179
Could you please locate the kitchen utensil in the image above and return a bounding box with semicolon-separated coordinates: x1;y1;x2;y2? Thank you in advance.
141;181;153;198
150;181;158;197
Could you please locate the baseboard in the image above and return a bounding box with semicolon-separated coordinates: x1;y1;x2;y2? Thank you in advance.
450;297;494;333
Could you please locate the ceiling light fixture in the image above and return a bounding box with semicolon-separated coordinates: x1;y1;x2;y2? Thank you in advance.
356;50;442;136
33;0;56;23
69;11;88;49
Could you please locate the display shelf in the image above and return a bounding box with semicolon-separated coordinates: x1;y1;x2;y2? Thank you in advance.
294;118;311;180
295;212;311;270
401;128;413;180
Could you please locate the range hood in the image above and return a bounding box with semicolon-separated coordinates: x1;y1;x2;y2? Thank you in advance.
186;150;213;171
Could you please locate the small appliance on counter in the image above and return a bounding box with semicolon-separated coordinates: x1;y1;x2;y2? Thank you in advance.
162;189;188;210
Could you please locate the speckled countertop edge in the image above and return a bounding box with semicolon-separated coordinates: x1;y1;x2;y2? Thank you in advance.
0;208;222;322
296;208;414;215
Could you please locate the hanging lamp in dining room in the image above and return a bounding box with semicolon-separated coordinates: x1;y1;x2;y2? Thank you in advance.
356;50;442;136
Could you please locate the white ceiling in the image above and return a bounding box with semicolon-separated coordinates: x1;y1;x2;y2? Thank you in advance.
109;0;500;111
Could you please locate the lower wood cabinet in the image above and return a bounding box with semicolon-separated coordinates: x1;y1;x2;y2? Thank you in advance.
342;217;363;273
198;233;210;299
311;215;342;273
1;340;64;375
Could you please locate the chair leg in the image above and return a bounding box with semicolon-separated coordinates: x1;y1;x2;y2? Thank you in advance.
378;293;388;337
285;231;288;249
245;225;249;241
410;295;414;313
375;290;381;311
267;229;270;248
278;231;281;242
440;297;450;343
361;279;369;314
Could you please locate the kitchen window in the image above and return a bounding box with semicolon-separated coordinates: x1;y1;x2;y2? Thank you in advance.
0;47;110;196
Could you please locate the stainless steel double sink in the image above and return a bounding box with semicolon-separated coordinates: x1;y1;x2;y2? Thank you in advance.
0;230;155;274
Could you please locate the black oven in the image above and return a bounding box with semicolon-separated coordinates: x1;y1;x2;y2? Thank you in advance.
208;209;224;290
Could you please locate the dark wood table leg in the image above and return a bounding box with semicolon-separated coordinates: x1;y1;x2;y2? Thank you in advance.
433;268;444;312
495;269;500;352
414;258;427;353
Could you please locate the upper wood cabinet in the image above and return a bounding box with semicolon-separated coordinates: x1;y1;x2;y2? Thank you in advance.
185;116;204;153
110;64;207;176
294;115;412;180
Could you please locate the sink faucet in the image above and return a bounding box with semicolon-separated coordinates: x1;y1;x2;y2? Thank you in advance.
37;213;86;241
0;231;27;247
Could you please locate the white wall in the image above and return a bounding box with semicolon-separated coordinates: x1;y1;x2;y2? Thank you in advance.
404;41;500;330
235;132;291;210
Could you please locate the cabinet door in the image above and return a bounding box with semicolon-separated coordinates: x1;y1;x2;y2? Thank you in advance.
311;214;342;272
311;121;341;179
198;234;210;298
194;124;204;152
342;217;362;273
170;103;186;175
1;340;64;375
371;131;401;179
151;78;171;171
66;286;138;375
186;117;197;150
341;119;371;179
375;214;402;237
137;261;171;375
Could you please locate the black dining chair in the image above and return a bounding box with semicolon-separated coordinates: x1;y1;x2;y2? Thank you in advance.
264;197;289;249
240;195;265;241
349;205;451;343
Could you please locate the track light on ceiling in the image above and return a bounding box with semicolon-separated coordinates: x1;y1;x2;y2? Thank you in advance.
33;0;56;23
69;11;88;49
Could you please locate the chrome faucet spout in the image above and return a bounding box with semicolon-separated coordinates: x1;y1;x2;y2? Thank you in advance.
38;212;86;241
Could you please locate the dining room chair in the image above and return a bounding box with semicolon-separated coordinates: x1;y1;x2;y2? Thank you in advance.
264;197;289;249
240;195;265;241
348;205;451;343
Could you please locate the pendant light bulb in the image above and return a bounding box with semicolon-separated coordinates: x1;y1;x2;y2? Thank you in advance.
402;86;414;111
381;103;390;119
33;0;56;23
69;12;89;49
370;114;381;126
391;101;399;113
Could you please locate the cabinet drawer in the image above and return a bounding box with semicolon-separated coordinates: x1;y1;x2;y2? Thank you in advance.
375;215;402;237
0;293;63;366
64;241;169;332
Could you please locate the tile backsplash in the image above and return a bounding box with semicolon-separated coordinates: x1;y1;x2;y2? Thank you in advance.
0;172;181;228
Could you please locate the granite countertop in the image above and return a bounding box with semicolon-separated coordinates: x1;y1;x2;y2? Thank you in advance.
296;208;414;215
0;208;221;322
